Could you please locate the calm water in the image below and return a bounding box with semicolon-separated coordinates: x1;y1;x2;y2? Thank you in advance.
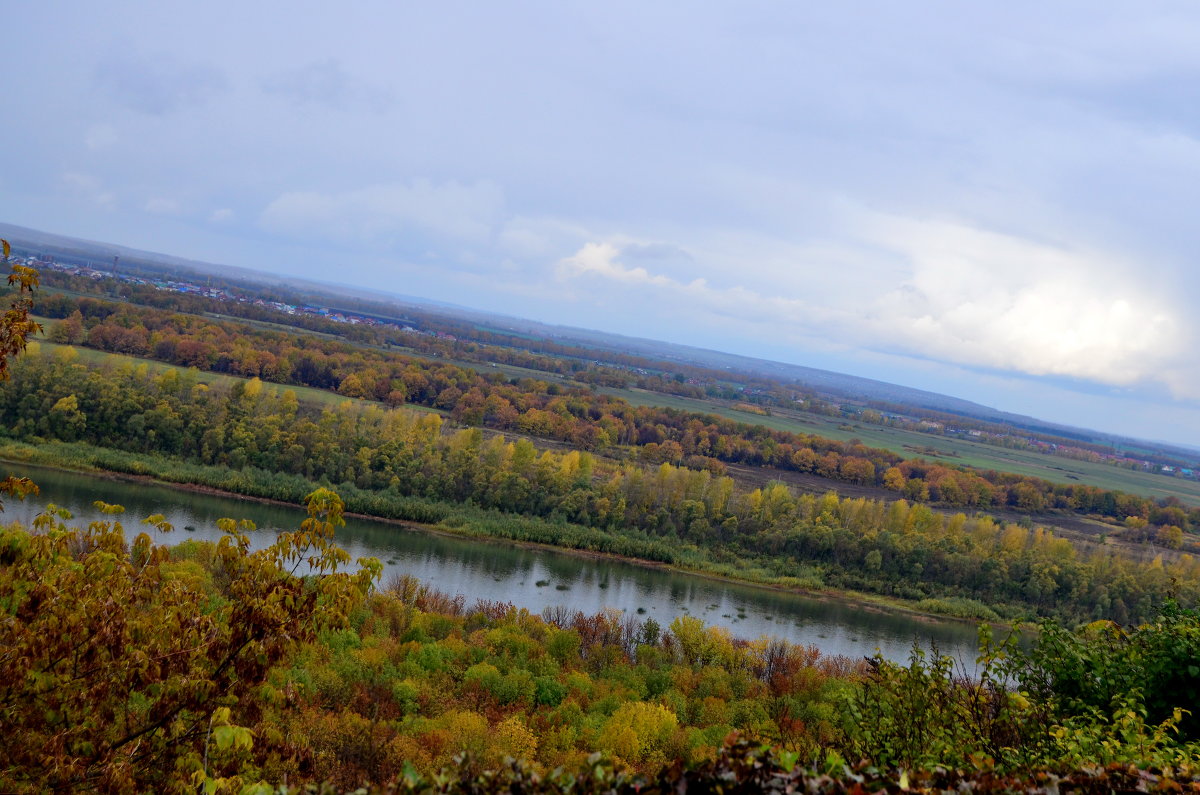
2;462;986;665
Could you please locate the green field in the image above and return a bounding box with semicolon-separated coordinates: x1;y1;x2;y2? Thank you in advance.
602;388;1200;503
200;311;343;341
434;355;580;384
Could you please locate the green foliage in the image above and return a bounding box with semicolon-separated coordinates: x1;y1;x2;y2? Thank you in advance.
1050;694;1200;769
914;596;1002;622
848;605;1200;773
534;676;568;706
1019;602;1200;740
846;629;1045;771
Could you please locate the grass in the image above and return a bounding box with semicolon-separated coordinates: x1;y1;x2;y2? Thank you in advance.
600;388;1200;503
434;356;580;384
200;311;343;340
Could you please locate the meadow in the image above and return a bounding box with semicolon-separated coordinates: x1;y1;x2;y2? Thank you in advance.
604;388;1200;503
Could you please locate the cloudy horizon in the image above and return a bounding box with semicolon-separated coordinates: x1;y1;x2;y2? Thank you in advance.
5;2;1200;446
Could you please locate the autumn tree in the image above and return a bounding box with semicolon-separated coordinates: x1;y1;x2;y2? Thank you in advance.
0;486;379;792
1;250;42;508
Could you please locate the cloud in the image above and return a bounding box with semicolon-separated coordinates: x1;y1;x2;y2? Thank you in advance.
556;217;1195;398
94;50;227;115
259;179;505;246
862;216;1185;391
262;59;394;112
496;216;592;259
209;208;234;223
558;242;678;287
556;240;819;329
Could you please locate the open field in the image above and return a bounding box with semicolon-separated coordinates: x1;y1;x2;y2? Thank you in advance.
425;354;582;384
200;311;344;341
603;387;1200;503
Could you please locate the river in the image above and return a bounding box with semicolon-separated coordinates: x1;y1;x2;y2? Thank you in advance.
2;462;986;665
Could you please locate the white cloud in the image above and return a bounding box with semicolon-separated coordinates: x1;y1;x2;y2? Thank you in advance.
558;242;678;287
497;216;591;259
260;179;504;246
861;215;1186;392
209;208;234;222
556;216;1195;398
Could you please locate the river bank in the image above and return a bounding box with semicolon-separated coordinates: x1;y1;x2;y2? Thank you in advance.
0;440;1001;638
0;441;1003;653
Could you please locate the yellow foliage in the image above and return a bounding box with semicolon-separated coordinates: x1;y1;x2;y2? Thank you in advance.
159;559;214;594
597;701;678;766
494;714;538;761
53;345;79;364
438;709;490;759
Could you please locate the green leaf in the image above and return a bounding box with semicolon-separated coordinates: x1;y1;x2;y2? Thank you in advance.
212;725;237;751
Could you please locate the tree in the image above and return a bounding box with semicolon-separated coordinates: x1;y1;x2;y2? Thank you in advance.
0;245;41;382
48;309;86;344
0;489;380;792
1;252;42;509
48;393;87;440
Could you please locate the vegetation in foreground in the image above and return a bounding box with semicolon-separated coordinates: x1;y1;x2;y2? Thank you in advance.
2;493;1200;792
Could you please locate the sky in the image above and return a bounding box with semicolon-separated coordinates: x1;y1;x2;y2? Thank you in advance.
4;2;1200;446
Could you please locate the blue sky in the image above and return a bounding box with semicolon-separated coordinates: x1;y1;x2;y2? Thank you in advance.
5;2;1200;445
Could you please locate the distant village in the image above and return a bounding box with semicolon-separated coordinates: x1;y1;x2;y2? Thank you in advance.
25;255;459;342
